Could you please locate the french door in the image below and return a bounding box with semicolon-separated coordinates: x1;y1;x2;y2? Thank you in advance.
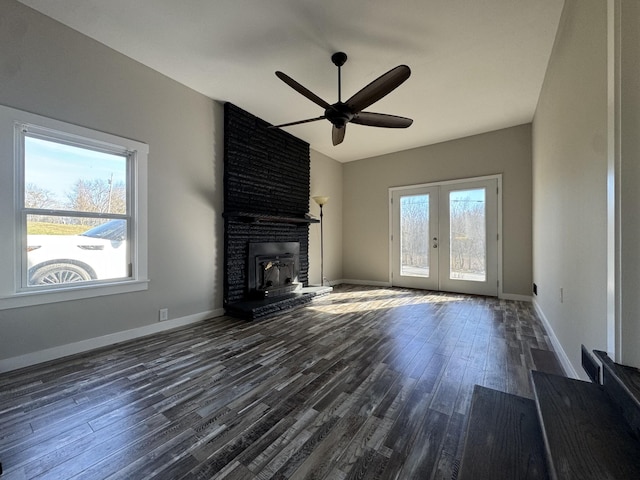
391;177;499;296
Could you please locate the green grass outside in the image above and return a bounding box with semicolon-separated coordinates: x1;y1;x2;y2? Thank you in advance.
28;222;88;235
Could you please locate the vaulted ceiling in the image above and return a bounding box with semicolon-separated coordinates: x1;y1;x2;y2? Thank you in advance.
18;0;564;162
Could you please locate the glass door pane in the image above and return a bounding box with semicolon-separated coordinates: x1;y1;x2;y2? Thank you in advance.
391;187;438;290
449;188;486;282
400;194;430;277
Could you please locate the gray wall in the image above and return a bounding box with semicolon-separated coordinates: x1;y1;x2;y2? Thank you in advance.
342;124;533;297
309;149;343;286
0;0;224;363
619;0;640;367
532;0;608;376
532;0;640;374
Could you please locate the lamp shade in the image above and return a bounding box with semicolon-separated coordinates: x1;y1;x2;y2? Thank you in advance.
312;196;329;206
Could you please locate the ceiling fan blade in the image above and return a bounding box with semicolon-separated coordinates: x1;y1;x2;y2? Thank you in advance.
332;125;346;146
352;112;413;128
346;65;411;113
269;116;326;129
276;71;331;109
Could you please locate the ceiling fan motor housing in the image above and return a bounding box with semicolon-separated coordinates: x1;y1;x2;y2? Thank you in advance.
324;102;353;128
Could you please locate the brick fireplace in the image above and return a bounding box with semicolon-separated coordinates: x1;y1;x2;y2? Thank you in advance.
223;103;326;319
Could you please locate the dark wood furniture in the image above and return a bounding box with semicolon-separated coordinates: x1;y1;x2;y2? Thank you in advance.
459;385;548;479
459;346;640;479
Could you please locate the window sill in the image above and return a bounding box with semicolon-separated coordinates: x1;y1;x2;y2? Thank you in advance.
0;279;150;310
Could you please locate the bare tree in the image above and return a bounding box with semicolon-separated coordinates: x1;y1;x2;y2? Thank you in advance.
450;196;485;276
25;183;61;224
400;195;430;271
65;178;126;225
25;183;58;209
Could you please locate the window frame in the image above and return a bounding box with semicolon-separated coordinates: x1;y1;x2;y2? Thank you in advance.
0;105;149;310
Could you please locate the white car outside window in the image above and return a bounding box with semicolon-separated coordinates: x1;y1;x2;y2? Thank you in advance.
27;220;128;285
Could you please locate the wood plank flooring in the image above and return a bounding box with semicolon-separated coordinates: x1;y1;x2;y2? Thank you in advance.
0;285;561;479
457;385;549;480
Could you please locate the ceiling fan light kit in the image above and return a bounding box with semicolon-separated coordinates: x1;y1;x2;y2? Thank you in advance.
271;52;413;145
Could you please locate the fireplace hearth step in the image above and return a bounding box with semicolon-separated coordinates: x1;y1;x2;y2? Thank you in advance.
252;283;302;299
225;286;332;320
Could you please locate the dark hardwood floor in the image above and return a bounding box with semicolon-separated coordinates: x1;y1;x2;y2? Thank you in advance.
0;285;562;479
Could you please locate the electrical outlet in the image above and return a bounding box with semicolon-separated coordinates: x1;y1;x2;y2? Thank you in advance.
159;308;169;321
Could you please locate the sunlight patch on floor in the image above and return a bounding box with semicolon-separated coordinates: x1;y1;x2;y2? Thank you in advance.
308;287;465;315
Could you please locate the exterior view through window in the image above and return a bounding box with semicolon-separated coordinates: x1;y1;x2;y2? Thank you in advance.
24;135;131;287
449;188;486;281
400;194;430;277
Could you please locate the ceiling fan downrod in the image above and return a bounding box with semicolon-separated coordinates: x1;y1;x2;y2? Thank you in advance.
331;52;348;103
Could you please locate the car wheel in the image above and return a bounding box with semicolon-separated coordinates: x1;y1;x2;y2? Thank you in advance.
29;263;93;285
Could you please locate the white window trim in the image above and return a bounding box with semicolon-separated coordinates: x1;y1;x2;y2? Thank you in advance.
0;104;149;310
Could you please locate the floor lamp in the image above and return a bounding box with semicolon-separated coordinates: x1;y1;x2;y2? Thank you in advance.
312;196;329;286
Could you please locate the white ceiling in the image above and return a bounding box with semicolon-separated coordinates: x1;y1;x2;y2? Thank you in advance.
18;0;564;162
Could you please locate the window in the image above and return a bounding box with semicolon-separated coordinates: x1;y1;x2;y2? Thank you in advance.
0;105;148;309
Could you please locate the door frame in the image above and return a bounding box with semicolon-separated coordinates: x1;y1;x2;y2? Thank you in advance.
388;174;503;296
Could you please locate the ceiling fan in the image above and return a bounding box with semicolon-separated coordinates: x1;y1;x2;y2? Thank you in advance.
271;52;413;146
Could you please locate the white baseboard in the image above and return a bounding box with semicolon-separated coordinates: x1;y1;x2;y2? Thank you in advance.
532;300;579;379
500;293;533;302
338;279;393;287
338;281;533;303
336;281;533;302
0;308;225;373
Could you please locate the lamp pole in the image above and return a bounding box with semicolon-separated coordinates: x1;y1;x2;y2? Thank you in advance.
312;196;329;286
319;204;324;286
